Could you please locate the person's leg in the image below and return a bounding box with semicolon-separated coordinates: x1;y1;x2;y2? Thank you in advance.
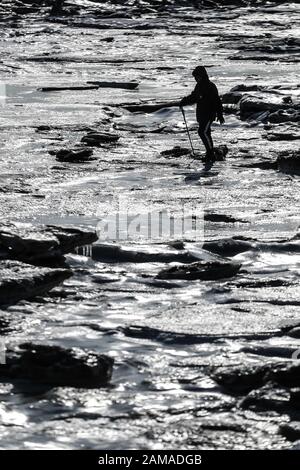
198;117;214;159
206;122;214;155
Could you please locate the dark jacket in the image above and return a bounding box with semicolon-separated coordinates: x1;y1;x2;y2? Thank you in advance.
180;79;223;122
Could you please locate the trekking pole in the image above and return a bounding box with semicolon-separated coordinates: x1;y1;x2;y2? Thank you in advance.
180;106;196;158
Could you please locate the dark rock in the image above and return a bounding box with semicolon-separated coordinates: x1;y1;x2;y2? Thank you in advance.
100;37;114;43
12;1;40;15
240;383;290;412
212;363;270;394
269;109;300;123
239;96;299;121
222;103;239;115
81;132;120;146
124;100;179;113
160;146;191;158
290;388;300;407
212;360;300;393
280;422;300;442
248;111;270;124
54;148;95;163
267;362;300;388
0;260;72;305
0;223;98;266
204;213;247;224
87;81;139;90
157;261;241;281
40;124;95;134
36;125;52;132
233;278;293;289
222;91;243;104
47;225;98;255
239;97;275;119
241;345;297;359
203;237;254;257
89;244;202;264
168;241;185;250
0;343;113;388
229;54;299;63
39;85;99;92
282;96;293;104
230;85;262;92
265;132;300;141
287;327;300;339
214;145;229;161
92;274;119;285
272;84;300;90
277;151;300;176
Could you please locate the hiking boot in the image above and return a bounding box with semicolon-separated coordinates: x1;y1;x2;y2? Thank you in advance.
204;151;215;162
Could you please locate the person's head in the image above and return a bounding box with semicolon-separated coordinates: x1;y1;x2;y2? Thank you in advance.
192;66;209;83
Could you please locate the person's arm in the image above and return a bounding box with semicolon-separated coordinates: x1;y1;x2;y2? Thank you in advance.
216;95;224;123
214;85;224;123
180;83;199;107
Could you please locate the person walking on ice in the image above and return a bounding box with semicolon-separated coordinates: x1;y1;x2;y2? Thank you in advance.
180;66;224;162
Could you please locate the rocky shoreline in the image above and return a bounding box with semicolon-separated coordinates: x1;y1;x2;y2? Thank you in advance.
0;0;299;451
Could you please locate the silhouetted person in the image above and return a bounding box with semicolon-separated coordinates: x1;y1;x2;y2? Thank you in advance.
180;66;224;161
